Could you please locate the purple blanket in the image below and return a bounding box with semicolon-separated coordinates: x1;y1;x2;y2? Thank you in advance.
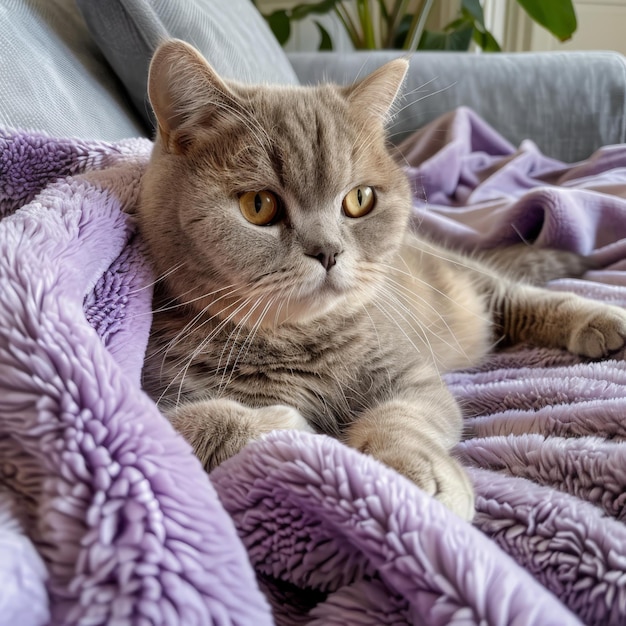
1;107;625;625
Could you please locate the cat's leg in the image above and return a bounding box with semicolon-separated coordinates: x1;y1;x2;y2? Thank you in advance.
491;282;626;358
344;380;475;521
166;399;314;471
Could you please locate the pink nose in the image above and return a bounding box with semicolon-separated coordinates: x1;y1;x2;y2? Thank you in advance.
307;246;341;271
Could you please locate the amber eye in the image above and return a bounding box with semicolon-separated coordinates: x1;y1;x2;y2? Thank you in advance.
343;185;375;218
239;191;280;225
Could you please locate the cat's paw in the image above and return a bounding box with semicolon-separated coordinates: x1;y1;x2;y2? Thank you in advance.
377;448;475;521
347;421;475;520
168;399;313;471
256;405;315;434
568;305;626;358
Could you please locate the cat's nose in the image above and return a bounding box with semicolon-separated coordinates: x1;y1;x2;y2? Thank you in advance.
307;245;342;271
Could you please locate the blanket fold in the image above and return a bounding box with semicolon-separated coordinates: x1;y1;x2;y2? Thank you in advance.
1;107;626;625
0;130;272;626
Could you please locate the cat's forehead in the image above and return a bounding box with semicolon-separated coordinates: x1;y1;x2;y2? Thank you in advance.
244;84;355;144
230;84;387;196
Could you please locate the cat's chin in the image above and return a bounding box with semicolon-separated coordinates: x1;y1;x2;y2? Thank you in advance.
271;272;373;327
250;292;348;329
222;285;369;330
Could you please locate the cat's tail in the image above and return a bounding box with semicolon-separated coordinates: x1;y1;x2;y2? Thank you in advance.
474;244;595;285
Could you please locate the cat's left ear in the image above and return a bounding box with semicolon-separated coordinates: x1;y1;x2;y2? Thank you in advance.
147;39;240;153
345;58;409;123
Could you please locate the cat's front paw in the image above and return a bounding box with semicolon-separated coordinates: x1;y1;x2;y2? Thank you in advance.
377;447;475;521
568;305;626;358
256;405;316;434
346;421;475;521
168;399;313;471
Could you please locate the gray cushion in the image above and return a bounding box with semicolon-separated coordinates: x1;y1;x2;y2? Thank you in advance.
0;0;146;140
76;0;299;129
289;50;626;163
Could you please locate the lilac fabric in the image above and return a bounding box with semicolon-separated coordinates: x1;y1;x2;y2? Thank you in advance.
0;108;624;625
0;130;271;625
401;107;626;625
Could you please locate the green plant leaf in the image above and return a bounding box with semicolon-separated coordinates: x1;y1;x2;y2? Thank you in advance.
418;22;474;51
291;0;341;21
356;0;377;48
461;0;485;26
446;3;502;52
266;9;291;45
376;0;390;23
259;0;575;52
314;20;334;50
458;1;502;52
333;5;363;48
515;0;577;41
445;17;470;32
393;13;412;49
472;28;501;51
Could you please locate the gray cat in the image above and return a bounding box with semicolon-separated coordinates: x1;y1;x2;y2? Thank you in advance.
137;40;626;521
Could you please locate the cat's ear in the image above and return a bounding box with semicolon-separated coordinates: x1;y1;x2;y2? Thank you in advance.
345;59;408;123
147;39;239;153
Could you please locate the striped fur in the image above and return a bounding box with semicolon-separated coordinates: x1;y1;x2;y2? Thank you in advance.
137;41;626;521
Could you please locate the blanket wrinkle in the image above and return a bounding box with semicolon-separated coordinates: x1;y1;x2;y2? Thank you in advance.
450;368;626;414
0;486;49;625
211;430;579;626
3;107;626;624
462;401;626;441
0;130;273;625
307;578;409;625
470;468;626;625
458;434;626;519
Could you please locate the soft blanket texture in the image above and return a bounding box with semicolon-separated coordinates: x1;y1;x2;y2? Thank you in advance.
1;108;625;625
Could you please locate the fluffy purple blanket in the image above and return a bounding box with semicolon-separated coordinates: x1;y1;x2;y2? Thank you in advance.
1;108;625;625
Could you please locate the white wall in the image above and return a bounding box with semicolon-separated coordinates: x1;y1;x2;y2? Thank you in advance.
484;0;626;55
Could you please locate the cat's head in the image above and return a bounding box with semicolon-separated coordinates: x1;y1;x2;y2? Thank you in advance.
139;39;411;328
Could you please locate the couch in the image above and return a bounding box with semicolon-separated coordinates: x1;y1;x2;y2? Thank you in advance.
2;0;626;162
3;2;626;625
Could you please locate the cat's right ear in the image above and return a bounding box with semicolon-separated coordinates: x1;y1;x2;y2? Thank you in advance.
147;39;238;154
345;58;409;124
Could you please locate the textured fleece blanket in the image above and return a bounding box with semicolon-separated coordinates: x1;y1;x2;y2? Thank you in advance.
1;107;625;626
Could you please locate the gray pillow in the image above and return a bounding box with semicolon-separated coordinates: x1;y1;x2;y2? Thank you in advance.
0;0;146;140
76;0;299;129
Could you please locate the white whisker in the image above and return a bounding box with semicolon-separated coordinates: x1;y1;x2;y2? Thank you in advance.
215;296;268;396
126;261;185;296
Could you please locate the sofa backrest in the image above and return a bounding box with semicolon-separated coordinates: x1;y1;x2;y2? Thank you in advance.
76;0;299;130
0;0;297;140
0;0;146;140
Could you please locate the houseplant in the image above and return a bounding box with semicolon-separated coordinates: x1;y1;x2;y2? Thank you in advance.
256;0;577;52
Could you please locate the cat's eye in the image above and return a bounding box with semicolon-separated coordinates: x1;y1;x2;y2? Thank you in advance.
343;185;375;218
239;191;280;225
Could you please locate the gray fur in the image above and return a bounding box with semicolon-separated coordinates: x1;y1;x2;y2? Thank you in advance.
137;40;626;521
